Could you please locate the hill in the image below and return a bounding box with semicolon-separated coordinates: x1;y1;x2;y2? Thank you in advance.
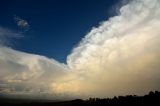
0;91;160;106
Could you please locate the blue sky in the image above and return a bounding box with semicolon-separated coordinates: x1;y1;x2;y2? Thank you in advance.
0;0;118;63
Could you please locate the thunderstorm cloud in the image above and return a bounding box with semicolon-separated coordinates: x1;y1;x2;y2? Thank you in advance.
0;0;160;99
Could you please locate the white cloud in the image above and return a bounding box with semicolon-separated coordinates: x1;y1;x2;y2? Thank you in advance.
0;46;68;98
0;26;69;99
14;16;29;31
65;0;160;97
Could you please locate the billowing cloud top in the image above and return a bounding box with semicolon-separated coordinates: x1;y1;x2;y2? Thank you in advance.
0;0;160;99
67;0;160;97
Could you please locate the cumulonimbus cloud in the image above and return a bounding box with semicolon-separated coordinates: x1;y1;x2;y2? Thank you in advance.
66;0;160;97
0;0;160;99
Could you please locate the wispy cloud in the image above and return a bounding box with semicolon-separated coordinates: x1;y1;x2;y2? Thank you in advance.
0;27;22;46
14;16;29;31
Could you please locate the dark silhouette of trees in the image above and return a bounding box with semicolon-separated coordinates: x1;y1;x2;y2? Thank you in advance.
0;91;160;106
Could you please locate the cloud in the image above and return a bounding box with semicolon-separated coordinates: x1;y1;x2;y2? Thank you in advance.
0;27;68;98
0;26;69;99
14;16;29;31
65;0;160;97
1;0;160;99
0;27;22;46
0;46;68;99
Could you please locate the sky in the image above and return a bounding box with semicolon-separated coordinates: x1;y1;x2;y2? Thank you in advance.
0;0;160;100
0;0;119;63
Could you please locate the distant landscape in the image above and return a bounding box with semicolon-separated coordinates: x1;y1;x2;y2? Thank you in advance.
0;91;159;106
